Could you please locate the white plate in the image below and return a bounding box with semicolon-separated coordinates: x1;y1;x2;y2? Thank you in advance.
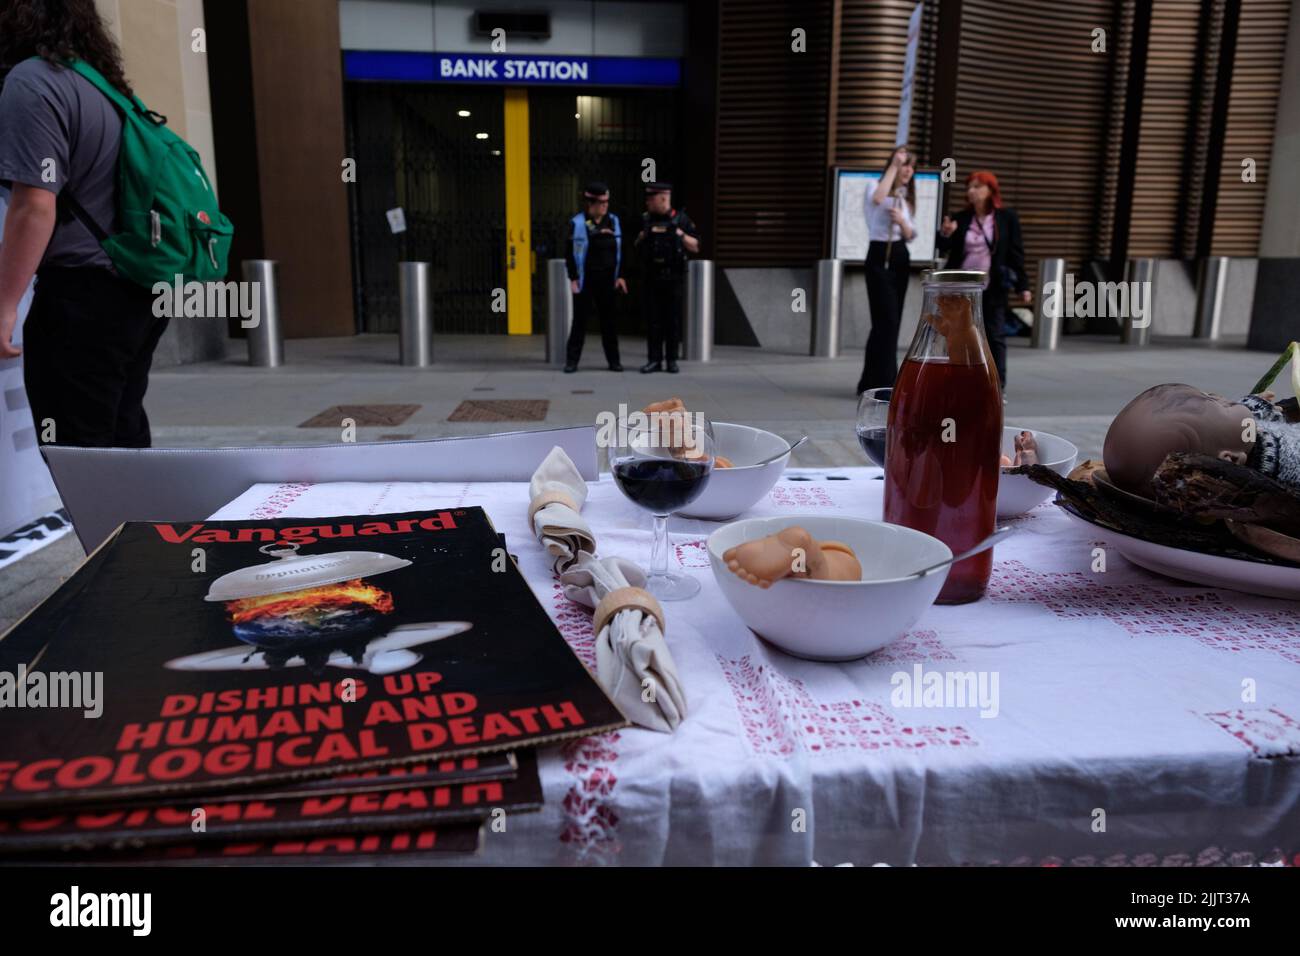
1062;509;1300;600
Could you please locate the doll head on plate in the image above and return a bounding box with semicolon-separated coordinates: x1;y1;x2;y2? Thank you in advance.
1103;384;1254;496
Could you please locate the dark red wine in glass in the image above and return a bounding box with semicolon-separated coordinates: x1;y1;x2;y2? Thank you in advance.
856;387;891;468
609;422;715;601
612;458;711;513
855;427;888;467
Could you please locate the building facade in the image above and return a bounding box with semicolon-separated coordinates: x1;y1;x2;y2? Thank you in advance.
174;0;1298;346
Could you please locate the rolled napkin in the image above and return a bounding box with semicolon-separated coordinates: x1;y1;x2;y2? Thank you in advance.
559;552;687;733
528;446;596;572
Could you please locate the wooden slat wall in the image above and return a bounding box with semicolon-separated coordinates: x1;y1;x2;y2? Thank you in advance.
948;0;1118;286
1175;0;1223;260
1211;0;1290;255
713;0;834;265
832;0;938;168
1127;0;1202;257
712;0;1289;268
1094;0;1132;265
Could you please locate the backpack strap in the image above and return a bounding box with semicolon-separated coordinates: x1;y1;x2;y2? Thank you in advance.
57;191;109;242
45;58;135;243
64;58;153;121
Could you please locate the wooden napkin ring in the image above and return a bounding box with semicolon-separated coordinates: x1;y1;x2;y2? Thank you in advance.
592;586;665;636
528;489;579;525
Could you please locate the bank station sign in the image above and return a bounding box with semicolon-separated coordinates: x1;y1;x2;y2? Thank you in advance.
344;51;681;88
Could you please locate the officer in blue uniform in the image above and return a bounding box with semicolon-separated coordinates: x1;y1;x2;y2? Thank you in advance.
636;182;699;374
563;181;626;372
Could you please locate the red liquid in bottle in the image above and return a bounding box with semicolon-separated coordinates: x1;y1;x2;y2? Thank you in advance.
883;357;1002;603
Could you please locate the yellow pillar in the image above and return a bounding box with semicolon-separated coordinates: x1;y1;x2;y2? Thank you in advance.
503;88;532;334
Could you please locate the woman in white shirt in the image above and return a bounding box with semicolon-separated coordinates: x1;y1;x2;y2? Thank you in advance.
856;146;917;394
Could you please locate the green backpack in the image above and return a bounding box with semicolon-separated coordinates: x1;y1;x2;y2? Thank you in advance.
55;57;233;287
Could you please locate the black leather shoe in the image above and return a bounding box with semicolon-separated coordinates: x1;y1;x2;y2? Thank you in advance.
666;361;679;374
640;361;662;374
608;363;623;372
563;364;577;373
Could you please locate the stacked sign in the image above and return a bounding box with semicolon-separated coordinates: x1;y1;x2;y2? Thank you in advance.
0;508;627;863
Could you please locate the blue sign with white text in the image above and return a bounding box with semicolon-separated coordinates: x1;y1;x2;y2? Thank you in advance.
343;51;681;88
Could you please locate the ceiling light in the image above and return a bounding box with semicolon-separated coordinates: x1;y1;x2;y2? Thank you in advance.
475;132;489;139
457;109;471;117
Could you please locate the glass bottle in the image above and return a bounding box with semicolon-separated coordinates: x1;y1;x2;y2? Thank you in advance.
883;270;1003;603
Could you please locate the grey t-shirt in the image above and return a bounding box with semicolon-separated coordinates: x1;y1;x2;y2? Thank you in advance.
0;58;121;270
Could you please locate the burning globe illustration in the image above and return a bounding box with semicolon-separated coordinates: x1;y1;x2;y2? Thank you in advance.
224;578;396;650
166;541;473;676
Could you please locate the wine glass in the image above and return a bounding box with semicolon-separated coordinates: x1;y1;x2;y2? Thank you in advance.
611;420;715;600
856;387;891;468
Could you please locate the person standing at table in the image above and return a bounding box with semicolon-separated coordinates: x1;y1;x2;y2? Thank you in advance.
564;181;626;373
856;146;917;395
936;170;1031;390
0;0;169;447
636;182;699;374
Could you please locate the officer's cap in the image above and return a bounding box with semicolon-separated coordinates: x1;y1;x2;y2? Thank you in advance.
645;181;673;195
583;181;610;200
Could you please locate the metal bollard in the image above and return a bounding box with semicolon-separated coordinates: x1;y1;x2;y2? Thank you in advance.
1031;258;1065;350
1120;257;1156;346
242;259;282;367
398;261;433;367
684;259;714;363
1193;256;1229;340
546;259;572;367
811;259;842;358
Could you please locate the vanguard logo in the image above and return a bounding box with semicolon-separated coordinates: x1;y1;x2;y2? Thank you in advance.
152;275;260;328
151;512;459;546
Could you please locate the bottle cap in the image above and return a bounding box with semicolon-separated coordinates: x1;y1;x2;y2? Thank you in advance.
925;269;987;285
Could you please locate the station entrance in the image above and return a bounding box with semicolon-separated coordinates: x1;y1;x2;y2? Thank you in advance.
347;82;681;338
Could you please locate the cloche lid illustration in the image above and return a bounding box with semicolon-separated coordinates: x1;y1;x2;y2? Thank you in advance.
204;542;412;601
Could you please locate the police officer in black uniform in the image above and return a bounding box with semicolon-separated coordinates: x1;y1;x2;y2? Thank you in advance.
635;182;699;374
563;181;626;372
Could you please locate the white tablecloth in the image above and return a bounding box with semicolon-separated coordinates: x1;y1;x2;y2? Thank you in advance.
211;469;1300;866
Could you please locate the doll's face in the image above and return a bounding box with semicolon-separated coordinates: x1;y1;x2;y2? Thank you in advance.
1103;384;1254;495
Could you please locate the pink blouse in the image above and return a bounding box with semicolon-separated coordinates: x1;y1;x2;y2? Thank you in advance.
963;212;995;286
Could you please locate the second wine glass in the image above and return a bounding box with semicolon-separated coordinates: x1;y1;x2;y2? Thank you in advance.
856;387;892;467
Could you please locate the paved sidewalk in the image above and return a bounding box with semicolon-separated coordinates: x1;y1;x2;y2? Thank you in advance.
146;331;1265;461
0;331;1279;632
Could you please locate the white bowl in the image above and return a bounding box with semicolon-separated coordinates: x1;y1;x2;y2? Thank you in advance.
678;422;792;520
997;426;1078;518
707;515;951;661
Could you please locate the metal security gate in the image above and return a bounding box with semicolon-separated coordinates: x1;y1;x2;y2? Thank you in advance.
347;83;507;333
346;83;680;335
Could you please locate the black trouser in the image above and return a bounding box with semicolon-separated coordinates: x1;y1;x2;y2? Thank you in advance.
643;275;683;363
981;288;1009;388
23;266;169;448
566;269;621;367
857;240;911;393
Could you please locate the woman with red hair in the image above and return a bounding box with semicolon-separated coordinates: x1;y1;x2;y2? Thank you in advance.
937;171;1030;389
